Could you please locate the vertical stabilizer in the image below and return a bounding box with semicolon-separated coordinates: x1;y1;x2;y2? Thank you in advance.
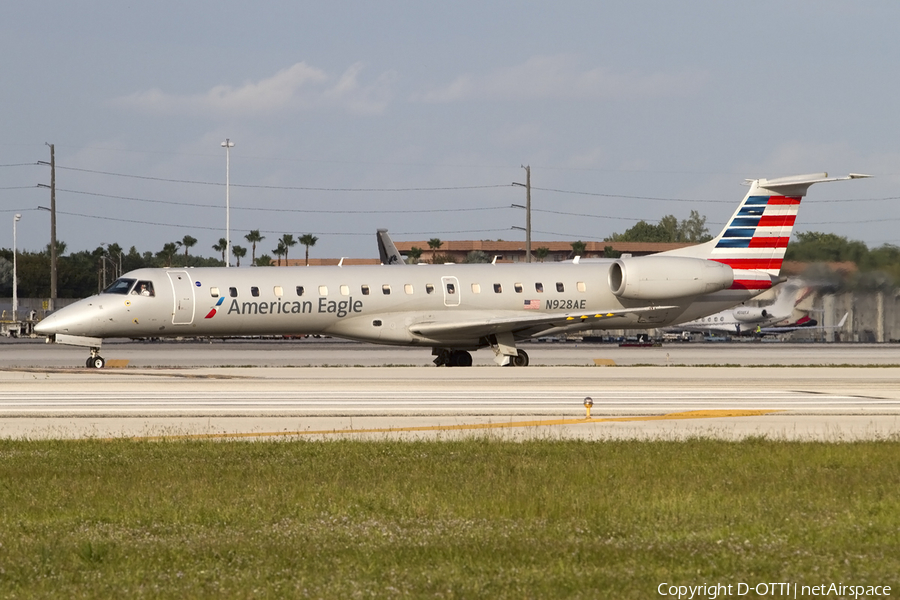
377;229;406;265
663;173;870;290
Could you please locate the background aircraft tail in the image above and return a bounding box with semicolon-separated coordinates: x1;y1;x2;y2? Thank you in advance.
377;228;406;265
664;173;870;290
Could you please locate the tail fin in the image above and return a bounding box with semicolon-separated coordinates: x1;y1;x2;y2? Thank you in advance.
664;173;870;290
376;228;406;265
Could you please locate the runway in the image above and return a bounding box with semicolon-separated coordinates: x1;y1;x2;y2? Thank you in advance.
1;340;899;440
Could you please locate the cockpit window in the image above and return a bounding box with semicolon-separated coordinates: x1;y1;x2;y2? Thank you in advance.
103;278;136;295
132;280;155;297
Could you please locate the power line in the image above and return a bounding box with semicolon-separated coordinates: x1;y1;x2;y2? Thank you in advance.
53;165;508;192
532;186;731;203
55;187;509;214
50;209;509;237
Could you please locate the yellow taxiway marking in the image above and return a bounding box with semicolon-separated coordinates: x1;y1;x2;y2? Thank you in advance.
129;409;782;441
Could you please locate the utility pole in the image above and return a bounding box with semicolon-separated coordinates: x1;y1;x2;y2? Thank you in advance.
512;165;532;262
49;144;57;309
38;143;58;310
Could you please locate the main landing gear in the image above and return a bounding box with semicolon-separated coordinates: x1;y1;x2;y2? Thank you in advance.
504;349;529;367
85;347;105;369
433;349;473;367
432;348;529;367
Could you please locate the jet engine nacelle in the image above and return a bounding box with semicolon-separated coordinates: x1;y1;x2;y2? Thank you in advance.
608;256;733;301
733;307;769;323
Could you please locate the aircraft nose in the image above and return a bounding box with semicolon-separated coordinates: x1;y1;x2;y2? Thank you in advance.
34;311;64;335
34;302;98;336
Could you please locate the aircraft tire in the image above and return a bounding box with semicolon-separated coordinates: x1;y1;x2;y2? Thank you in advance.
87;356;105;369
451;351;473;367
511;349;529;367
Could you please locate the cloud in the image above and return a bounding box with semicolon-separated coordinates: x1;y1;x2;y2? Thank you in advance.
112;62;396;117
413;54;706;103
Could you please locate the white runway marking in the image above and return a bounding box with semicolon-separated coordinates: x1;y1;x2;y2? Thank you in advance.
2;389;896;415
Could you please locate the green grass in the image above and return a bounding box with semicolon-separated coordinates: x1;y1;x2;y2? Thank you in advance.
1;439;898;598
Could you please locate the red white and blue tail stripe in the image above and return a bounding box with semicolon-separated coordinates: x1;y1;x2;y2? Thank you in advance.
663;173;870;292
708;184;801;290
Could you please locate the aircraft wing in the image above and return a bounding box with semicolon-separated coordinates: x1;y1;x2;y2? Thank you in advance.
409;305;677;340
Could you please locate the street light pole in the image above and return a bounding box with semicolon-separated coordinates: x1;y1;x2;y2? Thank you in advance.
12;214;21;322
221;139;235;267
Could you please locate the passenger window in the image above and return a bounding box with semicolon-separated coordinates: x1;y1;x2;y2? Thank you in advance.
229;287;238;298
556;282;565;292
361;285;370;295
446;283;456;295
251;287;260;297
535;283;544;293
296;286;305;297
577;281;586;293
274;286;284;297
382;284;391;295
471;283;481;294
514;283;523;293
404;284;413;295
426;284;435;294
210;287;220;298
319;285;328;296
340;285;350;296
493;283;502;293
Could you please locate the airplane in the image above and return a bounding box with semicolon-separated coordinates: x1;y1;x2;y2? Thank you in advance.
35;172;869;368
668;279;816;336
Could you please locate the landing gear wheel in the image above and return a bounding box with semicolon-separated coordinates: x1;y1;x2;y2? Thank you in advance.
433;349;451;367
505;349;529;367
86;356;105;369
449;351;473;367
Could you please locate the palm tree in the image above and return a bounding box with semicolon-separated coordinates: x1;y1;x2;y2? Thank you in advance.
256;253;273;267
157;242;178;268
534;247;550;263
570;240;586;258
245;230;265;265
299;233;318;266
427;238;443;263
231;245;247;267
407;246;423;264
272;241;286;267
279;234;297;265
212;238;227;264
45;240;67;257
178;235;198;258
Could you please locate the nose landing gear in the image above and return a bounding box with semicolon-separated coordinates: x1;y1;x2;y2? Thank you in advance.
86;347;105;369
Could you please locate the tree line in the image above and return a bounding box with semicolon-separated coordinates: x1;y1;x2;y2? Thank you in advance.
2;218;898;298
0;230;319;298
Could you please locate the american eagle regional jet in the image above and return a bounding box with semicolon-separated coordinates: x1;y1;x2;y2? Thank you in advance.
35;172;867;368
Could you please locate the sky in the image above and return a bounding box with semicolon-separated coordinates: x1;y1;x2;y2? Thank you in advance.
2;1;899;262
